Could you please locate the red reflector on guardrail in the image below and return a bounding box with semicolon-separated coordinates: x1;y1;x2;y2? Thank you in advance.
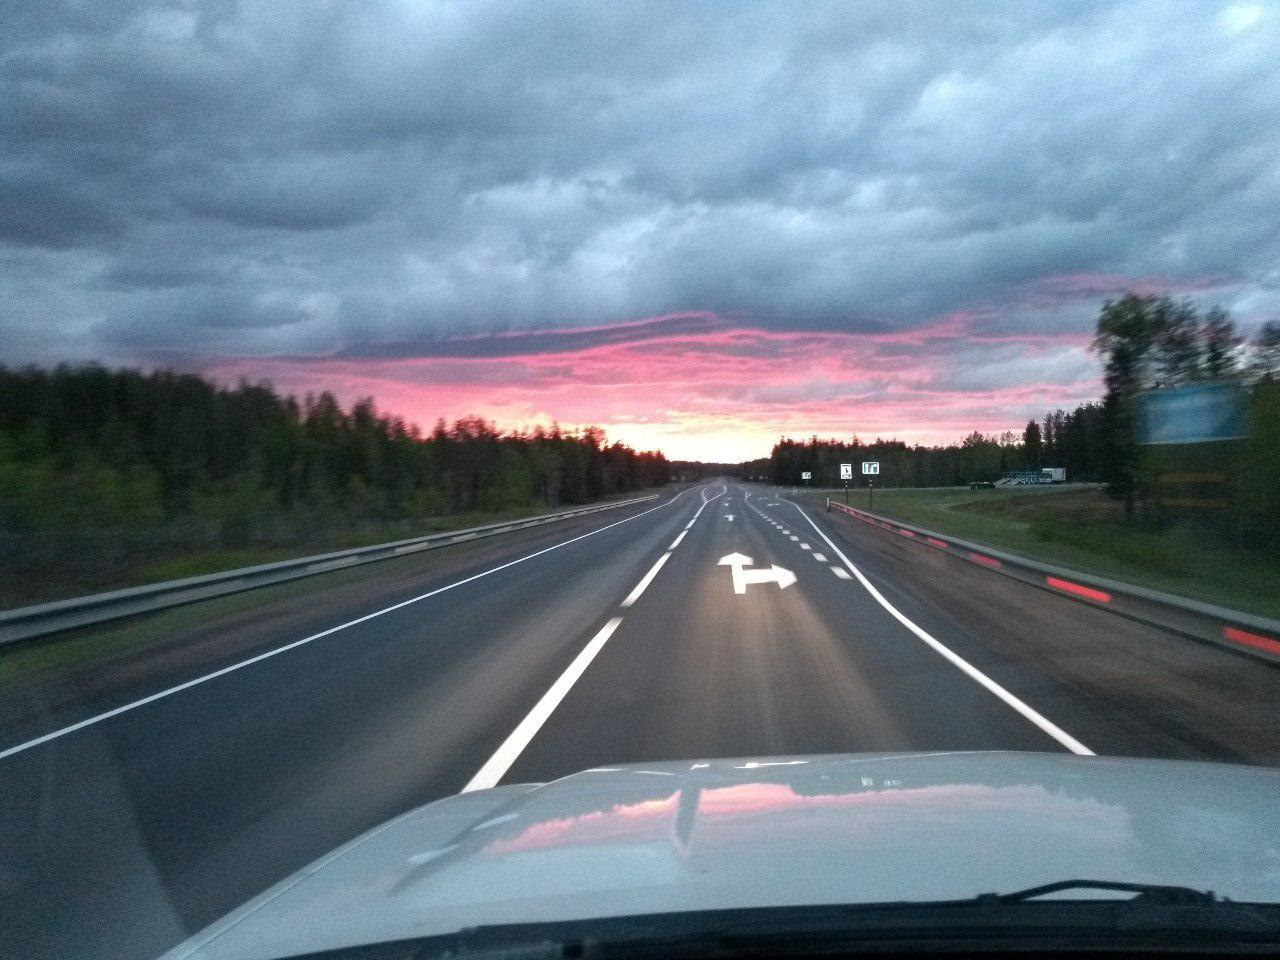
1223;626;1280;656
898;529;915;537
967;552;1001;568
925;537;948;549
1045;576;1111;604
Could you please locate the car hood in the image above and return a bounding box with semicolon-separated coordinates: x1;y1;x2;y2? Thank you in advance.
163;751;1280;960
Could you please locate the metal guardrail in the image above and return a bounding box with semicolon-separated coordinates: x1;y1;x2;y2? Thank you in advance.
824;497;1280;667
0;494;661;646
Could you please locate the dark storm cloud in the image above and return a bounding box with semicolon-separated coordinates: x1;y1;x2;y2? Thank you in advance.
1;169;123;246
311;313;726;360
1;0;1278;366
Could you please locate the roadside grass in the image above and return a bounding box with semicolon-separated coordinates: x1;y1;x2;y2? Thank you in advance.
1;492;664;609
130;507;550;585
0;489;674;689
0;572;346;689
0;488;674;690
799;485;1280;621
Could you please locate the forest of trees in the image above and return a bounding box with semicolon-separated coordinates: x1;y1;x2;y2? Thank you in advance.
746;296;1280;544
0;366;670;555
741;402;1108;491
1091;294;1280;537
4;295;1278;590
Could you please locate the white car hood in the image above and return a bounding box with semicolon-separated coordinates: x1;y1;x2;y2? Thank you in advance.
164;751;1280;959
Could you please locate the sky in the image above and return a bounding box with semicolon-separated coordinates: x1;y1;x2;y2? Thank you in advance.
3;1;1278;462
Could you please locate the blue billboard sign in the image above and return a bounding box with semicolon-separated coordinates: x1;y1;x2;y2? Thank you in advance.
1139;382;1244;445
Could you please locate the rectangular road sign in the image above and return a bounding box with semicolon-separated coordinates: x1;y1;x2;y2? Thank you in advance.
840;463;852;480
800;471;812;480
1139;382;1244;445
862;461;880;476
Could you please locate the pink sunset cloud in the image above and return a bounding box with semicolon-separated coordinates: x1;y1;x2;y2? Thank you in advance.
203;313;1101;462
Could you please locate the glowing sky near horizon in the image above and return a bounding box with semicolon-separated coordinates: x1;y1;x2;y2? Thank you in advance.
205;308;1104;462
4;2;1278;461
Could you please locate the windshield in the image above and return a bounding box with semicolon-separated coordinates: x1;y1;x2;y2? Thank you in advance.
2;3;1279;960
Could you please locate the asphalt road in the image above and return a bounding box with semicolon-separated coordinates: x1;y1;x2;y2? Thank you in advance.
4;481;1279;959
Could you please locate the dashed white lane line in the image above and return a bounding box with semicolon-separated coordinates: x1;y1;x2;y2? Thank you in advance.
789;535;799;542
831;566;851;579
813;553;827;562
792;501;1094;757
465;484;723;790
464;617;624;792
800;543;811;551
621;551;672;607
1;487;696;763
628;480;720;608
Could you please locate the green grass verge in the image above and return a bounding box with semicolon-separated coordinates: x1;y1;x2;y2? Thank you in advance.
0;571;346;688
128;507;550;585
806;485;1280;621
0;490;672;688
1;492;664;609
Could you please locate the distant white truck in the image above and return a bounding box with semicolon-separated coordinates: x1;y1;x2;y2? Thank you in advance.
1040;467;1066;483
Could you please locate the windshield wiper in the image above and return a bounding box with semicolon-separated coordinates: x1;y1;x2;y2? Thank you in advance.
976;878;1220;905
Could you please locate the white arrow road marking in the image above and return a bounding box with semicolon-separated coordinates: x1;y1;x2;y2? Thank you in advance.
718;553;797;595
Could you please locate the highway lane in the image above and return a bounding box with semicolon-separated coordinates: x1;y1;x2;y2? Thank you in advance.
4;480;1280;960
502;486;1074;783
1;485;710;960
780;488;1280;764
0;490;688;747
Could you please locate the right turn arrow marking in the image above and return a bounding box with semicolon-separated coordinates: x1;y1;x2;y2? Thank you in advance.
718;553;797;595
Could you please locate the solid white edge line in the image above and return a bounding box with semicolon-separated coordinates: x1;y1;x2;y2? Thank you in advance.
669;530;688;549
793;501;1095;757
463;617;624;792
0;487;699;762
620;552;672;608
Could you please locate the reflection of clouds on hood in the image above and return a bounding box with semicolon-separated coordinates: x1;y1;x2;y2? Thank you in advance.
2;1;1278;456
